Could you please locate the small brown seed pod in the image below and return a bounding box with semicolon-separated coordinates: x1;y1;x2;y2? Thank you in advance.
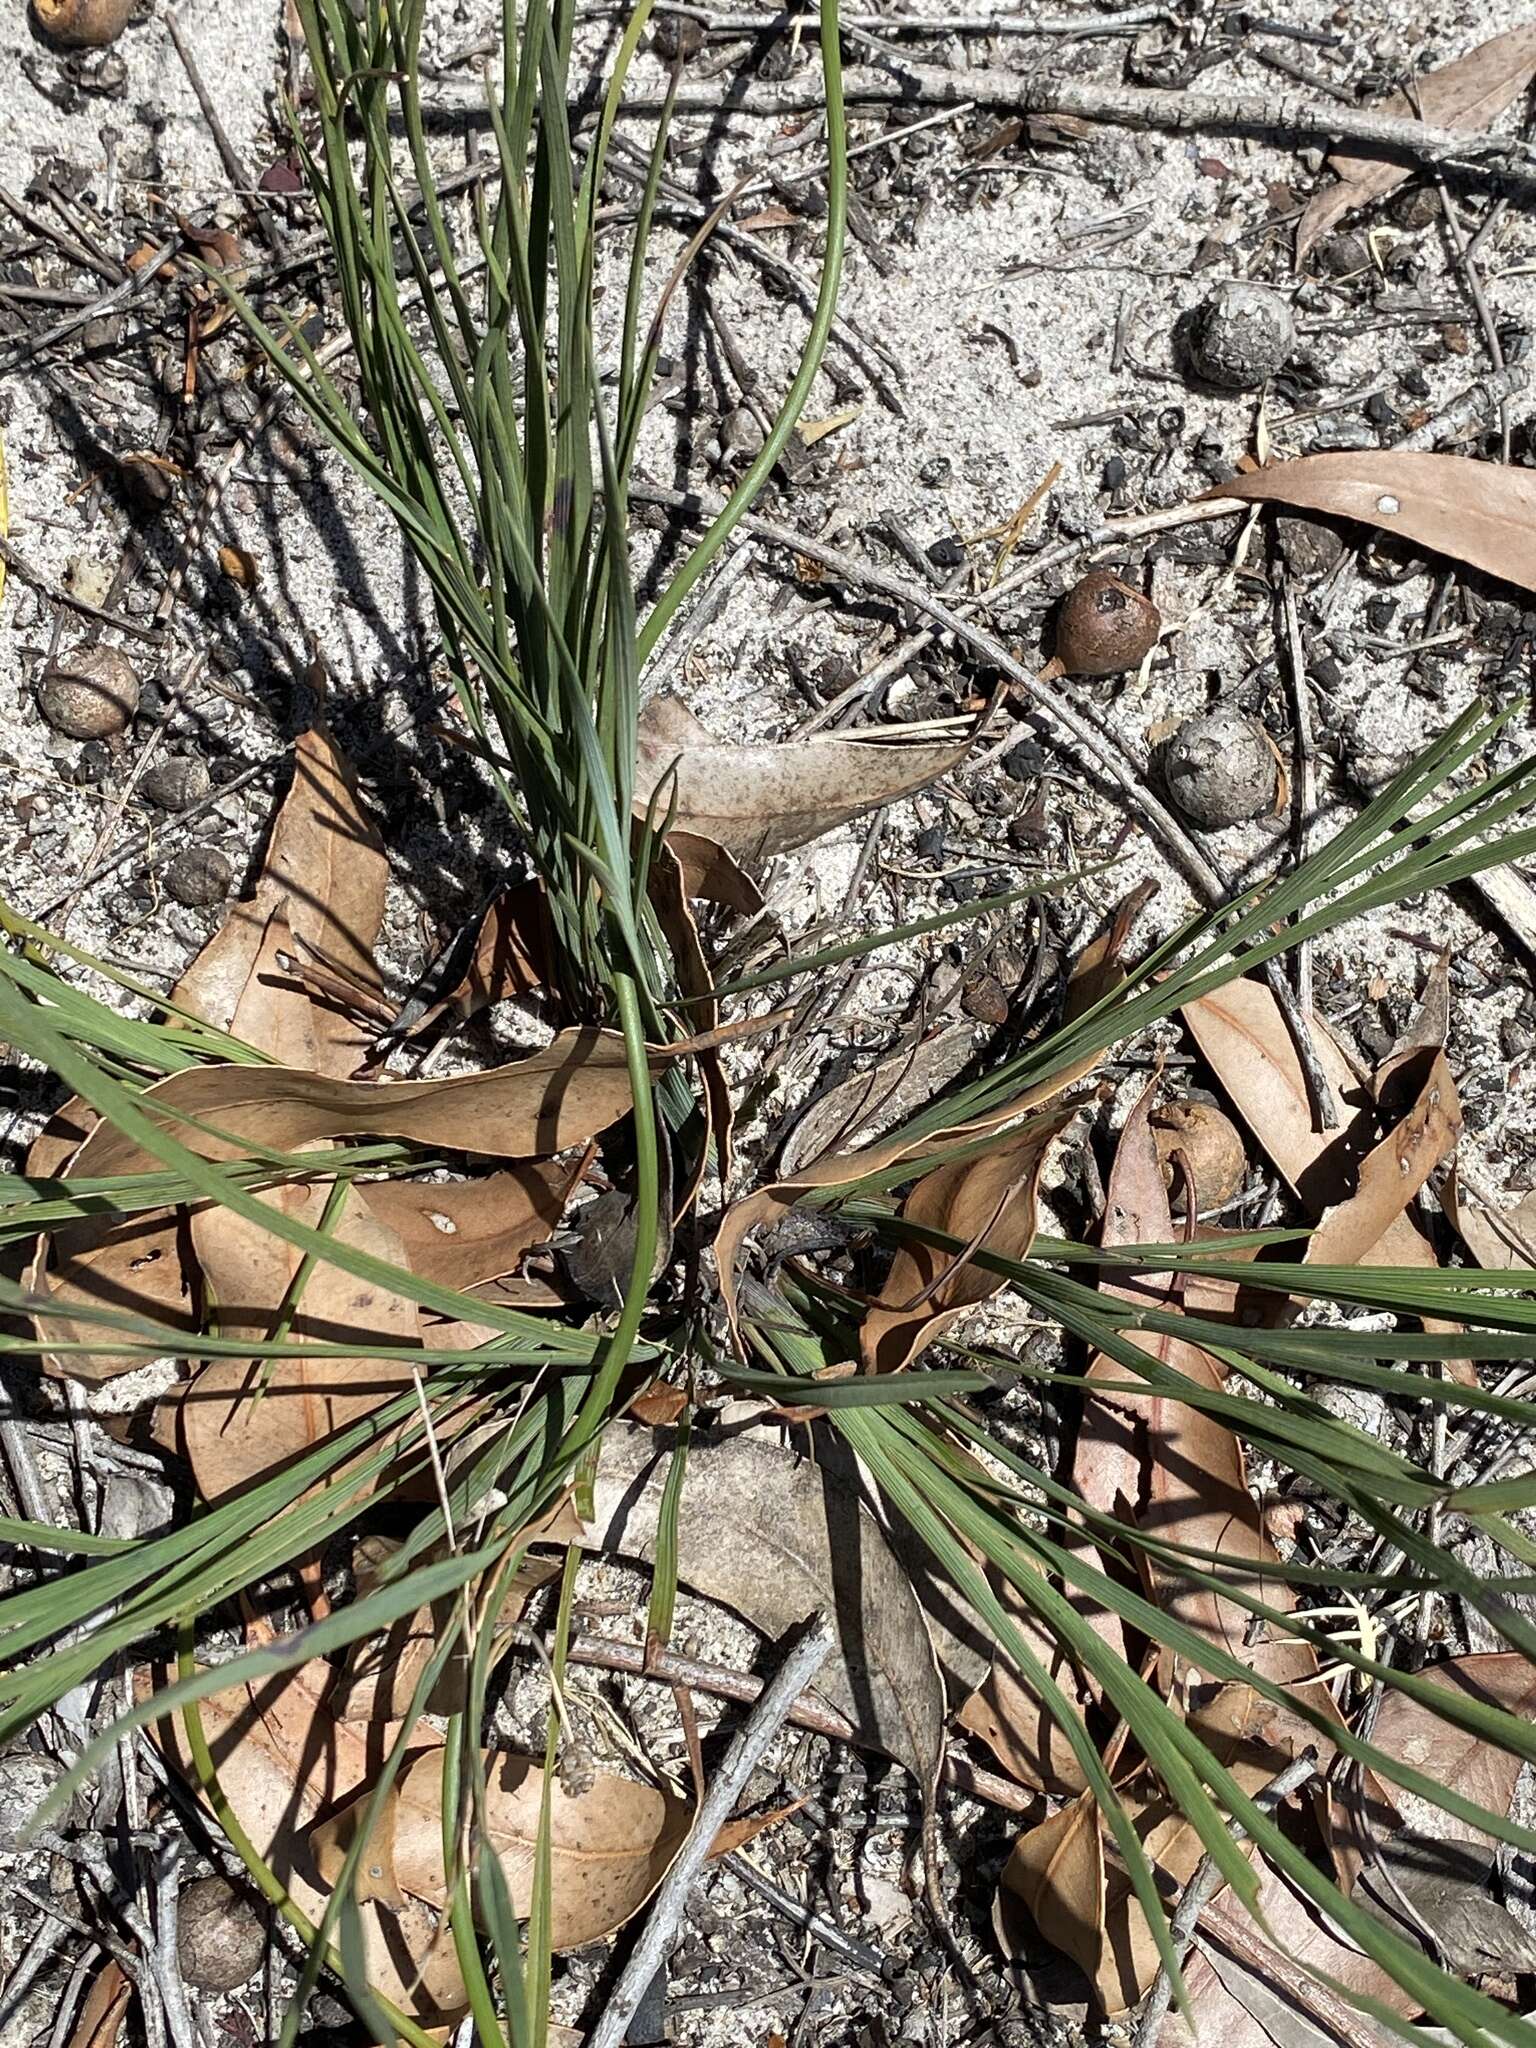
1054;570;1161;677
1150;1098;1247;1209
177;1877;266;1993
31;0;132;46
37;646;140;740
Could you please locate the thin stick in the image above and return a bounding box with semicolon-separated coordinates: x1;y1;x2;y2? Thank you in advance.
591;2;1170;34
1132;1751;1318;2048
587;1612;836;2048
165;11;283;254
1432;182;1511;459
432;65;1536;195
562;1629;1035;1813
0;538;165;645
0;239;179;376
725;1851;885;1973
1391;361;1529;451
1197;1889;1399;2045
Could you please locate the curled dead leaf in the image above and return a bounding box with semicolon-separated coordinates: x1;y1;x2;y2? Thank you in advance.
858;1105;1075;1374
635;692;975;862
358;1163;579;1294
332;1539;560;1722
146;1657;466;2023
176;1177;421;1500
171;712;388;1078
718;884;1150;1349
64;1028;658;1183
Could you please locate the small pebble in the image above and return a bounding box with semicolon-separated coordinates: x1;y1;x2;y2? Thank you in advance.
139;756;212;812
1162;708;1279;830
71;741;112;787
0;1750;70;1849
177;1876;266;1992
62;556;113;608
164;845;233;908
1317;230;1371;277
1184;280;1295;391
37;646;140;739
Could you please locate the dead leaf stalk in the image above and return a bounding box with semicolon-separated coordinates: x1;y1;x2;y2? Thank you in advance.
569;70;1536;200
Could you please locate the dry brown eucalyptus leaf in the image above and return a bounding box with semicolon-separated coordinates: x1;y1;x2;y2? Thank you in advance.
146;1658;465;2023
1295;23;1536;263
171;714;387;1078
1005;1692;1316;2014
954;1556;1099;1797
1303;1050;1461;1269
988;1085;1330;2012
635;693;973;861
780;1022;979;1180
1209;453;1536;596
1354;1652;1536;1850
1443;1173;1536;1271
358;1164;579;1294
664;828;765;915
175;1178;421;1500
996;1792;1106;1987
65;1960;131;2048
64;1027;656;1183
858;1105;1075;1374
1181;975;1455;1263
309;1748;689;1950
390;883;551;1049
1077;1078;1313;1679
579;1422;946;1796
1163;1882;1409;2048
25;1207;198;1384
648;839;733;1212
960;1089;1294;1798
24;1095;195;1385
1181;976;1472;1377
1357;1832;1536;1979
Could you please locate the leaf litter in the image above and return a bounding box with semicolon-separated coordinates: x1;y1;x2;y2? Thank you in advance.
986;1079;1325;2014
19;290;1536;2048
1294;22;1536;262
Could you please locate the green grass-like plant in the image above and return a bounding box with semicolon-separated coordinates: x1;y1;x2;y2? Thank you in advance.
3;3;1536;2045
